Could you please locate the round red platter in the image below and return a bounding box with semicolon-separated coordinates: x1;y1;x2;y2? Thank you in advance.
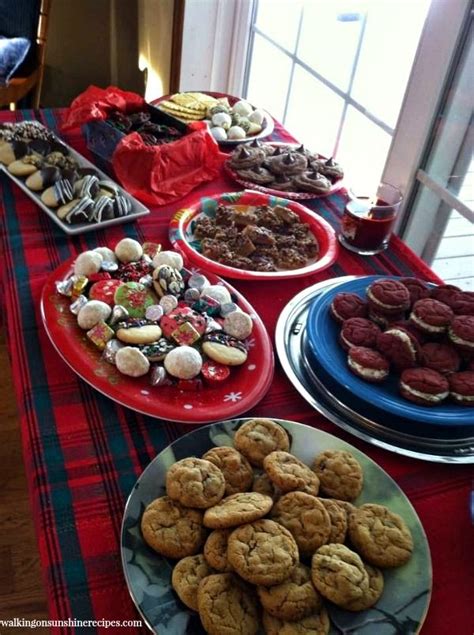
41;259;274;423
169;190;338;281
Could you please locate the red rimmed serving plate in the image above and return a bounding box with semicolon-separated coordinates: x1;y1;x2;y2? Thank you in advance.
41;259;274;423
169;190;338;281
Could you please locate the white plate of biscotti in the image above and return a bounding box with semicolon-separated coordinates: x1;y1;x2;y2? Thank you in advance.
0;121;149;235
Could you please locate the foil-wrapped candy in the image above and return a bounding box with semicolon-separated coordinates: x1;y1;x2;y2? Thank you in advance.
150;365;172;387
102;338;125;364
71;275;89;299
145;304;164;322
159;294;178;314
139;274;153;288
69;294;88;315
55;277;74;297
220;302;240;317
188;273;209;291
184;288;200;304
108;304;129;326
101;260;119;273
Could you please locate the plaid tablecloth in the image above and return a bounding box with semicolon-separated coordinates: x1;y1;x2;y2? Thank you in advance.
0;109;473;634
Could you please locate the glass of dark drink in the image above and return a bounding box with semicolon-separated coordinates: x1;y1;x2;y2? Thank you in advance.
338;182;403;255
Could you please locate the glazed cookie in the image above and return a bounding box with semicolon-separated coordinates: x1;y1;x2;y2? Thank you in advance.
262;606;330;635
202;332;248;366
202;446;253;495
203;492;273;529
197;573;259;635
317;498;348;543
141;496;206;559
311;544;369;606
312;450;363;502
227;519;299;586
166;458;226;509
252;471;281;502
339;563;384;611
271;492;331;555
203;528;233;572
234;418;290;467
171;554;213;611
348;503;414;568
264;451;320;496
257;563;322;622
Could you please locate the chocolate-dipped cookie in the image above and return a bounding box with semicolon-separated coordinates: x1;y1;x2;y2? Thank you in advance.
74;174;100;198
41;179;74;208
7;155;42;176
92;196;115;222
0;139;30;165
57;197;94;224
25;165;61;191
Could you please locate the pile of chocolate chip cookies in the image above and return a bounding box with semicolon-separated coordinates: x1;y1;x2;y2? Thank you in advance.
227;141;344;196
140;418;414;634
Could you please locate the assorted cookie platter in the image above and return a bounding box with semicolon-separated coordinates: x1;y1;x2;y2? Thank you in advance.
224;141;344;199
121;418;431;635
0;121;149;235
40;240;274;423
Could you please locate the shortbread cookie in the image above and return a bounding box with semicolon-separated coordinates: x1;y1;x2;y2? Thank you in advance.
318;498;348;543
234;419;290;467
257;563;322;621
339;563;384;611
348;504;413;567
202;446;253;495
203;492;273;529
116;323;162;345
197;573;259;635
227;519;299;586
166;458;226;509
312;450;363;501
262;606;330;635
264;451;320;495
171;554;213;610
203;529;233;572
311;544;369;606
141;496;206;559
271;492;331;555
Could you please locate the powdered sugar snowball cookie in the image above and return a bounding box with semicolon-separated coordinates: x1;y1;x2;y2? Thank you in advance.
152;250;183;270
114;238;143;263
73;250;103;276
94;246;117;263
164;346;202;379
115;346;150;377
77;300;111;330
201;285;232;305
223;311;253;340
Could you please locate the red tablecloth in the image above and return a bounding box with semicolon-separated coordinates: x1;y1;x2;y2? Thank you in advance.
0;108;473;635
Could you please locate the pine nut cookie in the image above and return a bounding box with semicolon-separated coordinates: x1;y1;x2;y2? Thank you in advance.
202;446;253;495
227;519;299;586
171;554;213;610
141;496;207;559
197;573;259;635
312;450;363;501
264;451;320;495
311;544;369;606
234;418;290;467
262;606;330;635
165;457;226;509
270;492;331;555
203;492;273;529
257;563;323;621
348;503;413;567
203;529;233;572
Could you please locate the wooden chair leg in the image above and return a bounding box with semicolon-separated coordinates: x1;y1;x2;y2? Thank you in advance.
33;66;45;109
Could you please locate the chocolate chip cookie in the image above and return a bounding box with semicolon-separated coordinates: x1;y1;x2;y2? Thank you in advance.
202;446;253;495
318;498;348;543
262;606;330;635
203;492;273;529
234;418;290;467
252;471;281;502
312;450;363;501
171;554;213;610
227;519;299;586
270;492;331;555
311;544;369;606
203;529;233;572
264;451;320;495
257;563;322;621
197;573;259;635
339;563;384;611
348;503;414;567
141;496;207;559
166;457;226;509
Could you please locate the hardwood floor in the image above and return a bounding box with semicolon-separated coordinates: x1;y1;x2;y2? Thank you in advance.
0;330;49;633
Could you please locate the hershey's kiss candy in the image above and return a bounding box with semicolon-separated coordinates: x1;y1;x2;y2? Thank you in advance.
69;294;88;315
101;260;119;273
159;294;178;314
109;305;129;326
145;304;164;322
220;302;240;317
55;277;74;296
150;365;172;387
188;273;209;291
102;339;124;364
184;288;200;303
139;274;153;288
205;318;223;334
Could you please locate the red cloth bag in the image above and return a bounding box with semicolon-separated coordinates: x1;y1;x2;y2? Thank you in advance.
61;85;145;129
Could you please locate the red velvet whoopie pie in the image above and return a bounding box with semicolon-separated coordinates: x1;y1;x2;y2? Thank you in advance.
330;292;367;324
377;327;419;370
409;298;454;335
367;279;411;315
347;346;389;383
340;317;381;351
400;277;430;305
449;371;474;406
399;367;449;406
448;315;474;354
420;342;461;376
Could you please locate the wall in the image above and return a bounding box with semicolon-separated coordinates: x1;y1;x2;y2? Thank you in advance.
138;0;174;101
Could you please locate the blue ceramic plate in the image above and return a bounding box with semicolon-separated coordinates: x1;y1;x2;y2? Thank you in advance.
121;418;431;635
306;276;473;433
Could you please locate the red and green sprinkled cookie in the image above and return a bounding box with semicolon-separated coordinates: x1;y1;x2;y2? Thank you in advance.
89;279;123;306
113;282;156;318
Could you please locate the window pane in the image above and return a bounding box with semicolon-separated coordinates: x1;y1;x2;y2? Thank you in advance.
255;0;303;52
246;34;293;121
285;66;344;157
351;0;430;128
298;1;363;92
336;106;392;194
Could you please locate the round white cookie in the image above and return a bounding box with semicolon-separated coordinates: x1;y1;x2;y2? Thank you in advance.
115;238;143;263
77;300;111;329
74;251;103;276
164;346;202;379
115;347;150;377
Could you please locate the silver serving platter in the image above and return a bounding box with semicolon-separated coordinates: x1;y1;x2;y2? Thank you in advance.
275;276;474;464
0;126;149;235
